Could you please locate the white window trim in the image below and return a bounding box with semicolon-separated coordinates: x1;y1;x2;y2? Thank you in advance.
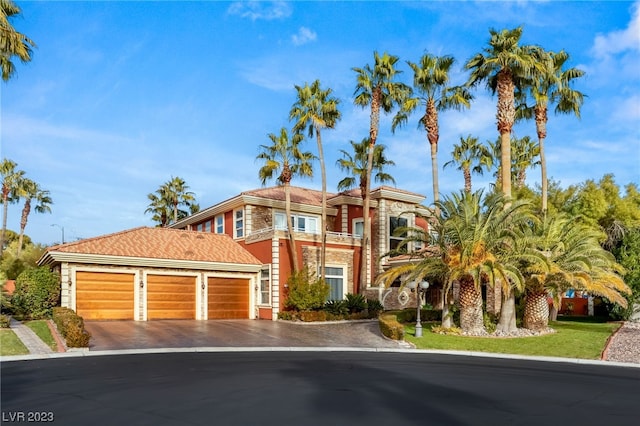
234;208;244;239
274;211;320;234
389;215;408;252
215;214;224;234
324;264;347;301
352;218;364;237
259;265;271;306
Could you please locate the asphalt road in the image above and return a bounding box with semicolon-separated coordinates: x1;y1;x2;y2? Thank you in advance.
2;352;639;426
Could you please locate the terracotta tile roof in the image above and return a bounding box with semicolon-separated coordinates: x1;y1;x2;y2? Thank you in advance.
47;227;261;265
242;186;335;206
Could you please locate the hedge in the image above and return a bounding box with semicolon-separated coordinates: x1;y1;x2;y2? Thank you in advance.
379;313;404;340
52;307;91;348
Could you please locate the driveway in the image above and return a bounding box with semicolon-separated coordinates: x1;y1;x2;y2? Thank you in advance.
84;319;406;351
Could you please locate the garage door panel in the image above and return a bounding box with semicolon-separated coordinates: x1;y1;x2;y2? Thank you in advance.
147;275;196;320
76;272;135;320
208;277;249;320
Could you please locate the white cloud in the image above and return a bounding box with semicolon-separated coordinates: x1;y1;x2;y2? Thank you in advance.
227;1;292;21
292;27;317;46
592;1;640;58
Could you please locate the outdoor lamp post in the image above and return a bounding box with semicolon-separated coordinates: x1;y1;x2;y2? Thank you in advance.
407;280;430;337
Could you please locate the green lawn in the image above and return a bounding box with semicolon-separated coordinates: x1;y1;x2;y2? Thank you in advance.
404;320;621;360
25;320;58;351
0;329;29;356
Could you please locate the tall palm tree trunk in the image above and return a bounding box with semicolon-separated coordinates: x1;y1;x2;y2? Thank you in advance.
463;167;472;193
536;105;549;213
1;191;9;255
17;198;31;256
284;181;299;272
316;130;327;280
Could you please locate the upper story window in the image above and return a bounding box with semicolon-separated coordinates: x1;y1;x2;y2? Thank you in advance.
389;216;408;252
204;221;211;233
352;218;364;238
215;214;224;234
274;212;318;234
196;223;203;232
234;209;244;238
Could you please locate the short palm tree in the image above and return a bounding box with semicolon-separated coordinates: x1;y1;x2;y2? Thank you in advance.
395;53;472;216
164;176;197;224
145;192;171;227
145;177;197;227
17;178;52;255
522;213;630;331
0;0;36;81
257;127;315;272
516;49;585;213
352;51;411;292
336;138;396;197
443;135;493;193
1;158;25;254
290;79;341;280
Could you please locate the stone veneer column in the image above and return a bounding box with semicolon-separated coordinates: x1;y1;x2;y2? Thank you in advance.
341;204;348;233
60;262;70;309
271;236;280;321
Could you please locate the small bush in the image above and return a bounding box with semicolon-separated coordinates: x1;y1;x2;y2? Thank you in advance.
483;312;498;333
366;299;384;318
345;293;366;313
11;267;60;319
0;314;10;328
324;300;348;316
431;325;463;335
285;268;330;311
298;310;328;322
52;307;91;348
379;313;404;340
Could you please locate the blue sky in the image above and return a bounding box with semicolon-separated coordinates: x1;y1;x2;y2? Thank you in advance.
2;0;639;246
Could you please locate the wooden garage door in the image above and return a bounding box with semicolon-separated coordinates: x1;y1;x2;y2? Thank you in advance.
76;271;135;320
147;275;196;320
208;277;249;319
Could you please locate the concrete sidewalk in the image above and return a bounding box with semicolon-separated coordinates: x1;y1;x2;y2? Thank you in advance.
8;318;55;355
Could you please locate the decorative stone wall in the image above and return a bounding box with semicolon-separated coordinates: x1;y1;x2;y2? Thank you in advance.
251;206;272;232
302;246;355;294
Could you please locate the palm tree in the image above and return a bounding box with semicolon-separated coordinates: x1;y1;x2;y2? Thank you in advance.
465;27;545;332
290;79;341;280
1;158;25;255
164;176;197;224
516;49;585;213
17;178;52;255
510;135;540;189
145;191;171;227
522;213;630;331
257;127;315;272
352;51;411;293
443;135;493;193
394;53;472;216
337;137;396;196
0;0;36;81
145;177;198;227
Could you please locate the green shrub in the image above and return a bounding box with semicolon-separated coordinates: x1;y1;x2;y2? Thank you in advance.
52;307;91;348
12;267;60;319
277;311;296;321
431;325;462;335
379;313;404;340
366;299;384;318
285;268;329;311
393;308;442;323
298;310;328;322
0;314;10;328
345;293;366;313
483;312;498;333
324;300;348;316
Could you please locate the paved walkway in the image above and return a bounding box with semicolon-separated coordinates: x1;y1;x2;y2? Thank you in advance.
8;318;54;355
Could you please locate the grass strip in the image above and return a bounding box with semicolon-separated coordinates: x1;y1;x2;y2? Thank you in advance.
0;329;30;356
25;320;57;351
404;320;620;360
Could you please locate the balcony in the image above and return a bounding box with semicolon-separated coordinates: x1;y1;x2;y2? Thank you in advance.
245;227;362;245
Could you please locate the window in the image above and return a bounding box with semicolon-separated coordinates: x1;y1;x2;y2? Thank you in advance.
196;223;203;232
260;266;271;305
352;218;364;237
204;221;211;233
234;209;244;238
324;266;345;301
215;214;224;234
274;212;319;234
389;216;408;252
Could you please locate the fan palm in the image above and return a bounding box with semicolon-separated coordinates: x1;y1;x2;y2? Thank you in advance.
393;54;472;216
0;0;36;81
443;135;493;193
257;127;315;272
336;138;396;196
352;51;411;292
290;79;341;279
1;158;25;254
16;178;52;256
516;49;585;212
510;135;540;189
